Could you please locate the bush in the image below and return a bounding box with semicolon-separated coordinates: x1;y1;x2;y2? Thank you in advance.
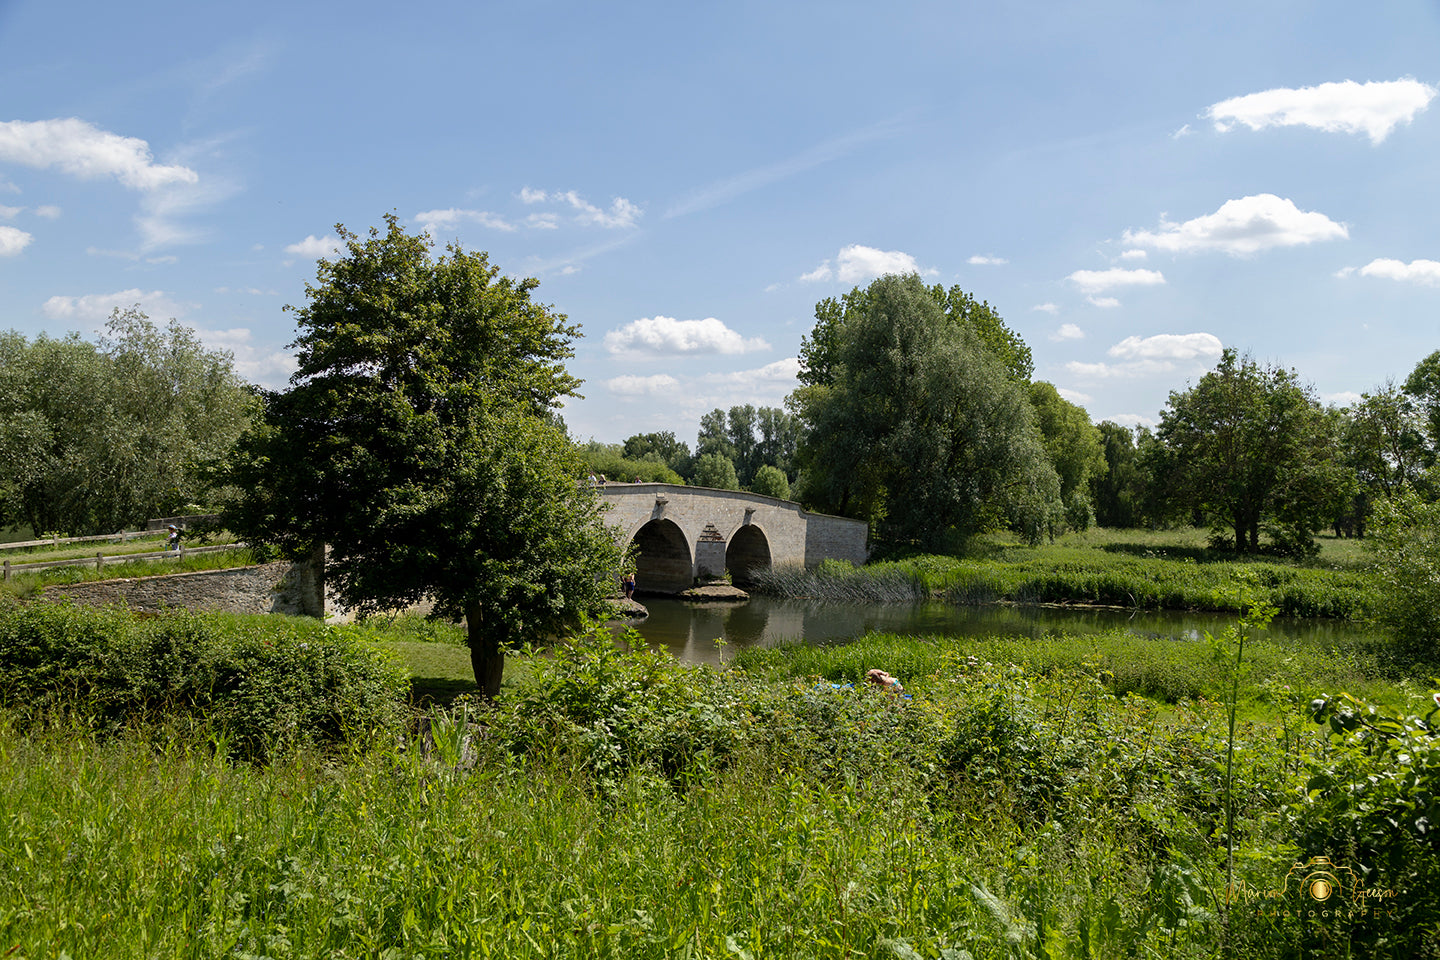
750;464;790;500
0;601;408;759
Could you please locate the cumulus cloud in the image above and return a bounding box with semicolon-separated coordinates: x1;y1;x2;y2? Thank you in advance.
42;288;188;322
0;204;19;219
1205;78;1437;144
701;357;802;388
1122;194;1347;256
0;118;198;190
1068;267;1167;294
605;374;680;396
1065;332;1224;379
1119;249;1148;261
1107;413;1157;429
1050;323;1084;341
1057;387;1092;404
968;254;1008;265
520;188;640;229
1323;391;1364;408
801;244;927;283
1032;302;1059;314
34;204;60;219
1067;268;1166;302
1354;258;1440;286
414;208;516;233
284;234;343;259
0;225;32;256
604;316;770;356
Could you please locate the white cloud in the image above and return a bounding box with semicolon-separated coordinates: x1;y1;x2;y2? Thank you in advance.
0;225;32;256
1119;249;1147;261
1122;194;1347;256
1172;124;1192;140
801;244;928;284
1050;323;1085;341
526;212;559;229
605;374;680;396
604;315;770;356
1356;258;1440;286
284;234;343;259
1107;413;1157;429
1323;391;1364;408
1067;267;1166;294
1110;332;1224;361
0;118;198;190
1057;387;1092;404
700;357;801;388
520;189;641;229
42;288;187;322
1205;78;1437;144
968;254;1008;265
0;204;20;219
34;204;60;219
1032;302;1059;314
414;208;516;233
215;286;277;296
1065;332;1224;379
1088;296;1121;309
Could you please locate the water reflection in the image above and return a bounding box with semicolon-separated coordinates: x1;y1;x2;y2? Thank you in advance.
620;596;1379;667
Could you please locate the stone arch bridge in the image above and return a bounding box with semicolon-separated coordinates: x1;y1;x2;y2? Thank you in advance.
597;483;868;594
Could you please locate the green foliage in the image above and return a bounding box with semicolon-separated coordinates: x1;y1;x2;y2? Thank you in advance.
1296;691;1440;955
694;405;799;486
1029;381;1104;532
0;312;259;536
578;441;684;484
1090;421;1152;528
1367;491;1440;665
790;274;1061;549
692;450;740;490
0;602;406;759
749;549;1378;620
749;463;791;500
1153;348;1334;555
224;215;622;696
621;430;692;475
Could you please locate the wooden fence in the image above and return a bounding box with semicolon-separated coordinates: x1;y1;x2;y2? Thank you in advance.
1;544;246;581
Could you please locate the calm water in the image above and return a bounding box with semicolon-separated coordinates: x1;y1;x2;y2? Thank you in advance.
622;595;1379;666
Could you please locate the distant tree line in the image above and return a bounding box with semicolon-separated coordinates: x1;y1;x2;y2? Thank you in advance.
0;309;258;537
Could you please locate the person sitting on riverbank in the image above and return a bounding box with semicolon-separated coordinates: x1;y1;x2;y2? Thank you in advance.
866;669;902;693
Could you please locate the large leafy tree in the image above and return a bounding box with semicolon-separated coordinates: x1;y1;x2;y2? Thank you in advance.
0;311;257;536
225;216;621;697
1152;348;1331;554
789;273;1060;549
1089;421;1152;529
1028;381;1104;531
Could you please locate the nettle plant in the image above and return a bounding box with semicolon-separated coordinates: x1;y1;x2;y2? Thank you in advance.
1294;689;1440;951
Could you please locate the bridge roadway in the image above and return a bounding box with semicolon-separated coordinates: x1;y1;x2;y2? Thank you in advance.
596;482;868;594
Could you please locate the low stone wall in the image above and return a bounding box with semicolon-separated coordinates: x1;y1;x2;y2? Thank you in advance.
42;561;324;617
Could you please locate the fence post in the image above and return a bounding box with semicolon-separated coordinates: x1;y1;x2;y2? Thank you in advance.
96;552;104;572
2;560;8;581
53;533;59;547
179;544;186;560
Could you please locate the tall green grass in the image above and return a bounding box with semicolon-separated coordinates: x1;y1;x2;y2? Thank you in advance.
751;552;1379;620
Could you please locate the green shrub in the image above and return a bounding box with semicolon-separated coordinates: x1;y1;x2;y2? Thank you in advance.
0;601;407;759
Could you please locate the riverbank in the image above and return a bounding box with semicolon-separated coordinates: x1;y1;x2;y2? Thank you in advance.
750;528;1380;620
2;610;1434;958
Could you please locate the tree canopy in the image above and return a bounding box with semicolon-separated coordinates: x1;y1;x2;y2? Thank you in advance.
1151;349;1331;554
790;273;1060;549
224;216;620;696
0;310;257;536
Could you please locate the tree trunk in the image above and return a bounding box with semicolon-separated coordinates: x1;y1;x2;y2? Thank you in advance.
466;601;505;700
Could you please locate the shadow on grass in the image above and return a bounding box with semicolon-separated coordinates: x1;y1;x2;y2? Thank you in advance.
409;677;479;708
1096;542;1235;564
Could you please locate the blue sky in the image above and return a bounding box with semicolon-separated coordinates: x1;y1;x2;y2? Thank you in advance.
3;0;1439;445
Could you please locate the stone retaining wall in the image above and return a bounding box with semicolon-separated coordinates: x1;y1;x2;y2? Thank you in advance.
42;561;324;617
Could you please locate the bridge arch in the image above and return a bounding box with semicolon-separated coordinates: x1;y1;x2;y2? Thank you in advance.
725;524;771;584
630;518;693;594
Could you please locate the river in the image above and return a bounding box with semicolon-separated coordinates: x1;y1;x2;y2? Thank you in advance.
622;595;1379;666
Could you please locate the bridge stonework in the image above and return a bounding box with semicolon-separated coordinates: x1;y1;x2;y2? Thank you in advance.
597;483;867;593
